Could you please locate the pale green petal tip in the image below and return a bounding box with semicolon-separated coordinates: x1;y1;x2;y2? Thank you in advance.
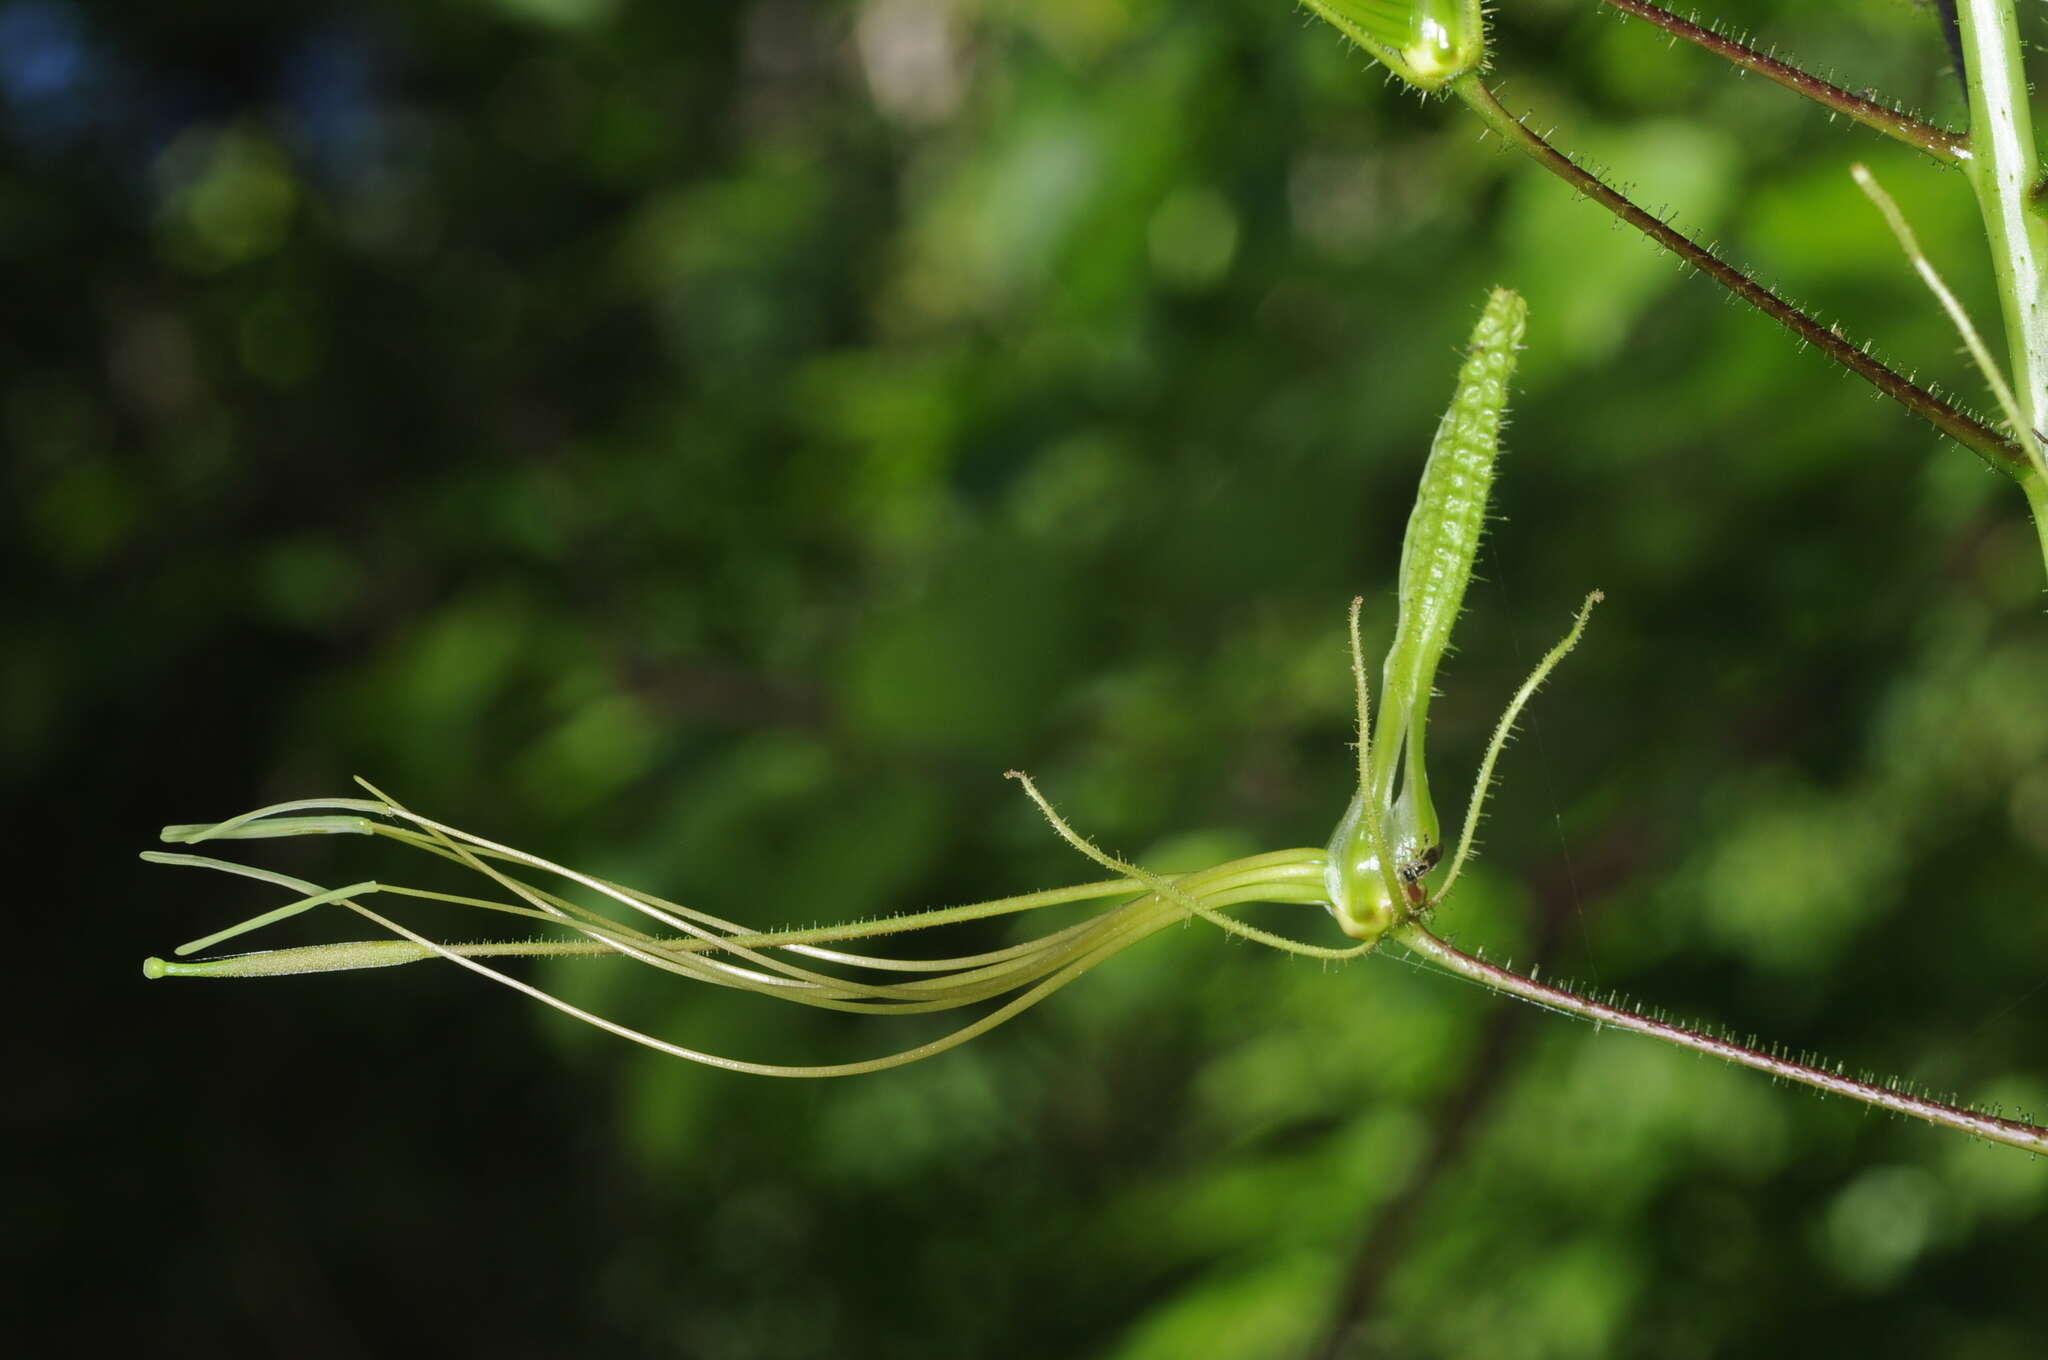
160;814;374;843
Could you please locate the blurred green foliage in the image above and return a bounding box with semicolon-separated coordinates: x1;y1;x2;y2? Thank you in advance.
11;0;2048;1355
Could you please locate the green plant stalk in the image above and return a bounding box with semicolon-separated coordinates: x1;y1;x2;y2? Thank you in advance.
1957;0;2048;440
1954;0;2048;565
1448;74;2033;483
1393;924;2048;1154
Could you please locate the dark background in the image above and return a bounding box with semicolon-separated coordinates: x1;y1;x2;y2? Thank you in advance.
10;1;2048;1355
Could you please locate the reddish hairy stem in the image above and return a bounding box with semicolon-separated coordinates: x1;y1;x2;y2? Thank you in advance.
1451;76;2034;483
1396;924;2048;1155
1597;0;1970;164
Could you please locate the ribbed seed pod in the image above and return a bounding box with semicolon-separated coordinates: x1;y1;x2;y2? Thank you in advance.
1326;288;1525;943
1377;286;1525;829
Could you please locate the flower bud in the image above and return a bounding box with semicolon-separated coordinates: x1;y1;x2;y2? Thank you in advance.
1300;0;1486;91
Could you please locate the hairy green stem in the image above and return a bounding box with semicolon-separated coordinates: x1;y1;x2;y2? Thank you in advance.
1956;0;2048;483
1450;75;2033;483
1394;923;2048;1154
1597;0;1969;164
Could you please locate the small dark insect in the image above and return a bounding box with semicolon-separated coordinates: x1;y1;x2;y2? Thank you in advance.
1399;846;1443;886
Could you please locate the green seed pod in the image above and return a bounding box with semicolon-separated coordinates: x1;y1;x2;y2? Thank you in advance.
1377;286;1526;829
1327;287;1525;942
1300;0;1486;91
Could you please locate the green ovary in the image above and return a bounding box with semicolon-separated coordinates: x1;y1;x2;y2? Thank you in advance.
1323;789;1399;944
